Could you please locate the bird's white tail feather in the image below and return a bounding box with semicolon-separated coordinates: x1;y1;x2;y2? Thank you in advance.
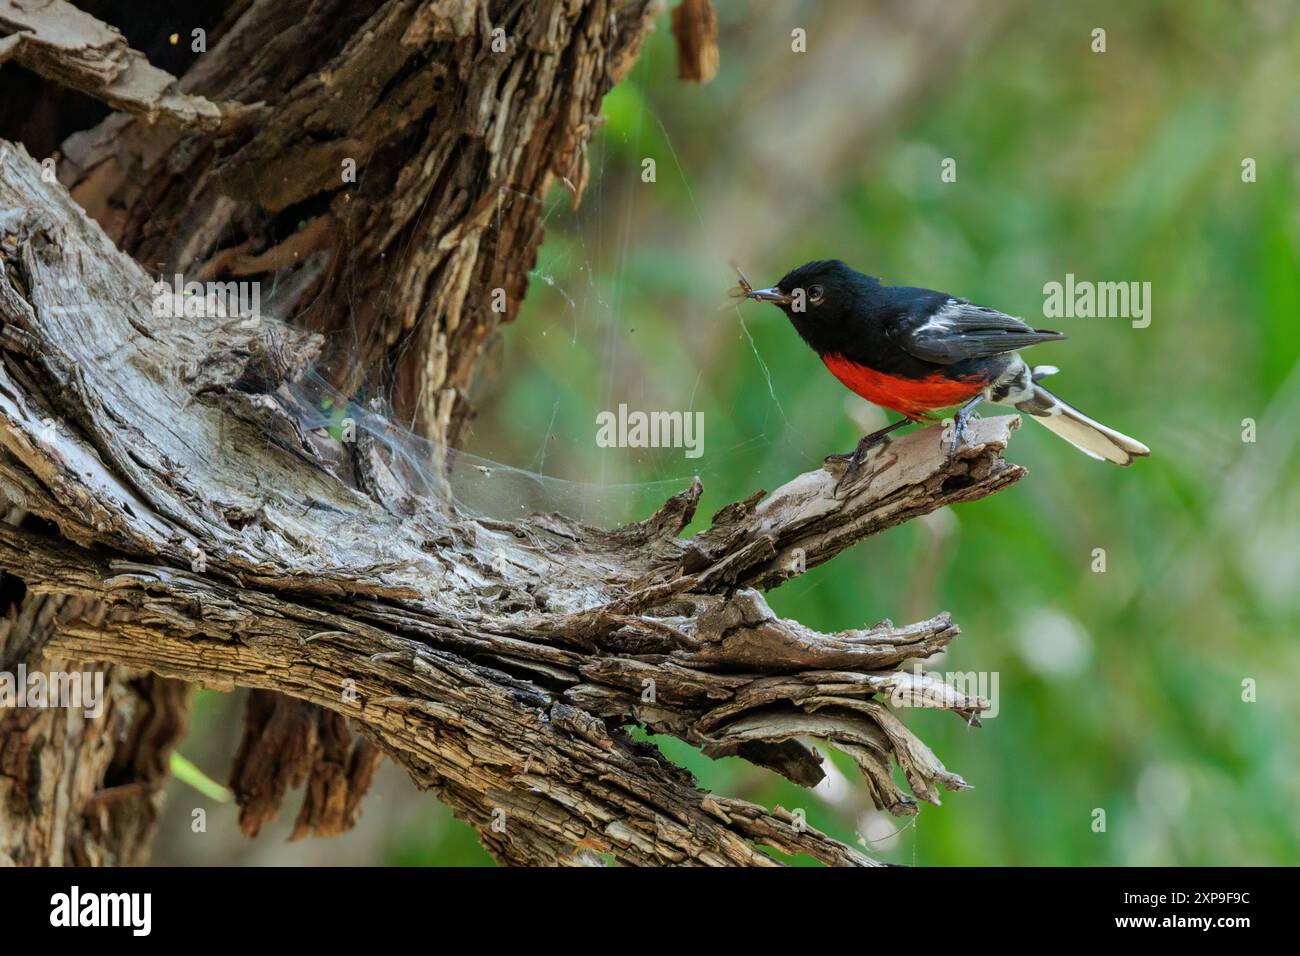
1022;386;1150;466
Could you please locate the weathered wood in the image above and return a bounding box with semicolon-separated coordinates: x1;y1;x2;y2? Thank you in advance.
2;0;662;862
54;0;658;442
0;139;1022;864
0;579;192;866
0;0;229;129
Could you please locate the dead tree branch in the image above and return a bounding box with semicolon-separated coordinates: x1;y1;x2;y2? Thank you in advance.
0;140;1023;864
0;0;231;129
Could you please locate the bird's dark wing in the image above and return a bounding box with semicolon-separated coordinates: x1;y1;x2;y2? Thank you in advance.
894;298;1067;365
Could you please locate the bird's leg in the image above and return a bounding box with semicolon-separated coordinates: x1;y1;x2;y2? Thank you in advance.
947;395;984;456
826;418;912;466
828;418;912;495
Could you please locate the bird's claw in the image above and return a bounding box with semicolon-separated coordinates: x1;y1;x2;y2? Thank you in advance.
830;432;895;496
827;419;915;498
946;408;981;457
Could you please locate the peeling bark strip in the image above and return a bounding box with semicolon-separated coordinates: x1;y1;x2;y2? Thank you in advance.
0;140;1023;864
230;690;382;840
671;0;719;83
0;0;227;129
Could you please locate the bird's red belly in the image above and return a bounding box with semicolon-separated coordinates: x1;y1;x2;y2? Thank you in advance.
822;353;986;419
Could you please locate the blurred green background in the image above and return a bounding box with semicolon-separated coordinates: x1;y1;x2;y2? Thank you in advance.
156;0;1300;865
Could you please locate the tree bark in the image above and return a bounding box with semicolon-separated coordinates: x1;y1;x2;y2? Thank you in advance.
2;0;658;863
0;581;192;866
0;0;1020;865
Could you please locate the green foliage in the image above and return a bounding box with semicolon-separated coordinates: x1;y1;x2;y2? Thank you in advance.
459;0;1300;865
169;752;232;803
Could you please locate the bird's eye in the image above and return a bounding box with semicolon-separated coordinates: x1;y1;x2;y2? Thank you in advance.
809;285;825;305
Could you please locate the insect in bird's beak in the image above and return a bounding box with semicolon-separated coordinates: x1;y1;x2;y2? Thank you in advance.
727;263;792;304
744;286;793;304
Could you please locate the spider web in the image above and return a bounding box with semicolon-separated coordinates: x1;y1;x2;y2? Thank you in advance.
239;29;804;529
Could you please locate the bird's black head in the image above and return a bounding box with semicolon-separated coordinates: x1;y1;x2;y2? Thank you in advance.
744;260;879;332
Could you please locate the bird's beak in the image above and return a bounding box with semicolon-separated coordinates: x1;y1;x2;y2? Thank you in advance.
745;286;792;305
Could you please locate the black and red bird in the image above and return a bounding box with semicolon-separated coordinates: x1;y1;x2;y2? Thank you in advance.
743;260;1150;466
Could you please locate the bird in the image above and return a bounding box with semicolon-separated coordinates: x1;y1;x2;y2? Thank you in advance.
741;259;1150;474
